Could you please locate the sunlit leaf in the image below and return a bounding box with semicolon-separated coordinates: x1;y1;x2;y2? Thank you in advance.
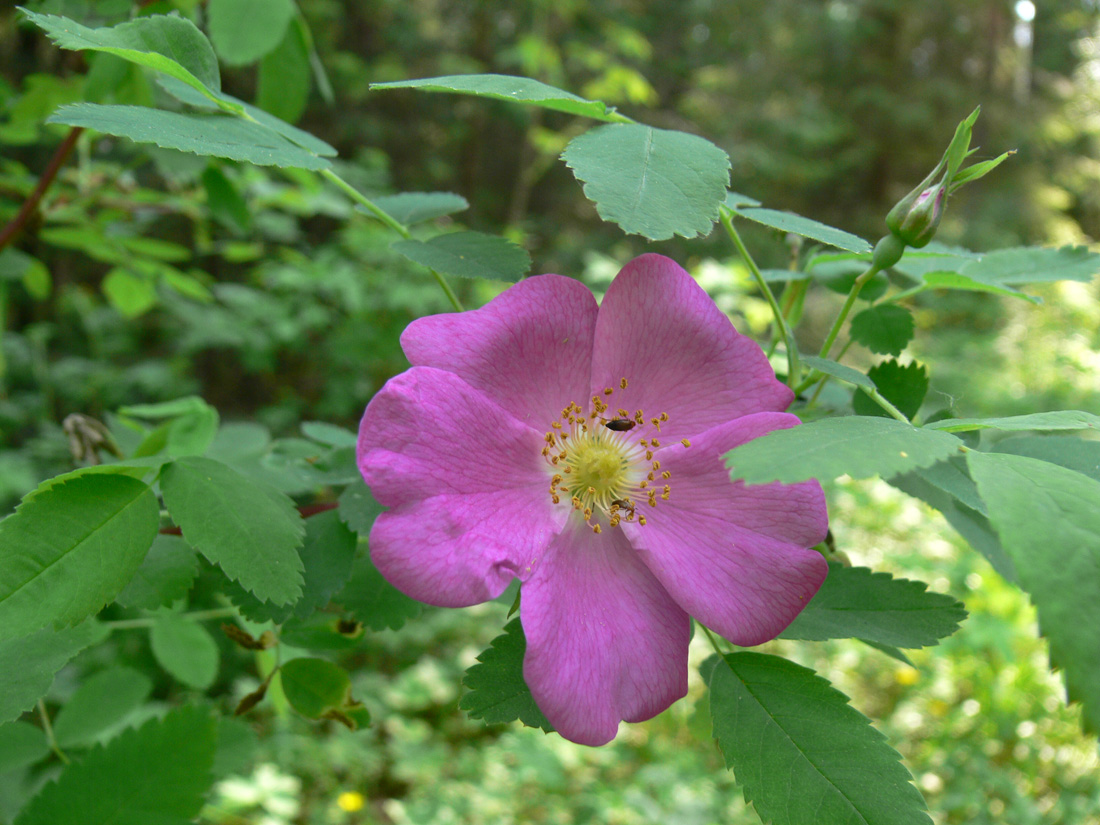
733;206;871;254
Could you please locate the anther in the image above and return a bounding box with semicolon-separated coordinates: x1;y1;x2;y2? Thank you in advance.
638;515;647;525
681;438;691;447
659;413;669;422
662;471;671;479
620;378;628;389
603;387;613;396
592;524;602;534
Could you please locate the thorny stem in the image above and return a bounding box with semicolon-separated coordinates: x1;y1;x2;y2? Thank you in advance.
720;206;799;388
38;699;70;765
105;607;238;630
0;127;84;253
319;167;464;312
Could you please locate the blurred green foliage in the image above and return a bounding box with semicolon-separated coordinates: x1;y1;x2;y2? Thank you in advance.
2;1;1099;823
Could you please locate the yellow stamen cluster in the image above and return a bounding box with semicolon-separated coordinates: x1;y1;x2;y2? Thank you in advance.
542;378;689;533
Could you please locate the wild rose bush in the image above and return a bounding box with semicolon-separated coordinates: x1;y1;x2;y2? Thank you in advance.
1;10;1099;825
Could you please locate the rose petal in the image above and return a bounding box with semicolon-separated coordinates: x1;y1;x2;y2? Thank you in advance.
590;254;793;436
521;522;690;746
401;274;599;429
358;367;549;507
371;487;563;607
625;412;829;646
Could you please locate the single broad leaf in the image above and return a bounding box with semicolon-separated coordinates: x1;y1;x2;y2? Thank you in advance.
257;16;311;123
156;76;336;157
458;618;553;732
725;416;964;484
211;716;258;779
734;206;871;254
202;165;251;233
48;104;331;170
703;652;930;825
0;722;49;774
889;466;1015;582
159;456;305;605
118;396;211;419
890;244;979;280
725;190;762;208
150;615;219;690
919;271;1039;303
52;667;153;749
0;474;159;641
301;421;358;448
12;705;216;825
336;552;422;631
858;639;914;666
279;657;351;718
227;508;357;623
849;305;916;356
102;267;157;317
968;451;1100;733
392;231;531;283
925;410;1100;434
0;622;107;725
337;480;382;536
958;245;1100;285
801;355;874;390
367;192;469;225
993;435;1100;482
371;73;623;122
853;360;928;420
562;123;730;240
208;0;295;66
20;10;221;99
780;563;966;647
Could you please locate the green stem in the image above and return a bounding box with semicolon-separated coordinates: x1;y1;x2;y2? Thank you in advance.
817;263;881;361
318;168;464;312
106;607;238;630
700;623;733;660
857;386;911;422
38;699;69;765
720;206;799;388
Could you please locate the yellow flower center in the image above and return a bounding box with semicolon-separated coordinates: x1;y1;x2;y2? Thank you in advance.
541;378;691;533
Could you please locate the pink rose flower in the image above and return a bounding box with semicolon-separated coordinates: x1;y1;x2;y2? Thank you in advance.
357;254;828;745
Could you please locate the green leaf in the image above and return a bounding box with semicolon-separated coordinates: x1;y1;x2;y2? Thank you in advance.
459;618;553;732
371;73;623;122
0;622;107;725
337;480;382;536
211;716;258;779
801;355;874;390
336;552;421;631
228;509;358;623
208;0;295;66
0;474;159;641
849;305;915;356
20;10;221;99
150;615;219;690
0;722;49;774
202;165;250;233
52;666;153;749
958;245;1100;285
301;421;358;448
993;435;1100;482
562;123;730;240
725;416;963;484
852;360;928;420
891;244;978;280
725;190;762;208
733;206;871;254
159;456;305;605
102;267;157;317
392;231;531;283
704;652;930;825
780;564;966;647
367;192;469;225
48;104;332;169
124;396;219;459
257;16;311;123
279;657;350;718
968;451;1100;733
919;271;1039;303
12;705;216;825
925;410;1100;434
949;151;1014;190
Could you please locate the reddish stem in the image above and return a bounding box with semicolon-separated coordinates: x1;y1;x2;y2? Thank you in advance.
0;127;84;252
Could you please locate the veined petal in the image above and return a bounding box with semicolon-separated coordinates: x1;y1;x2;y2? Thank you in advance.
401;274;599;429
358;367;548;507
626;412;829;646
371;487;564;607
521;523;690;746
590;254;793;436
